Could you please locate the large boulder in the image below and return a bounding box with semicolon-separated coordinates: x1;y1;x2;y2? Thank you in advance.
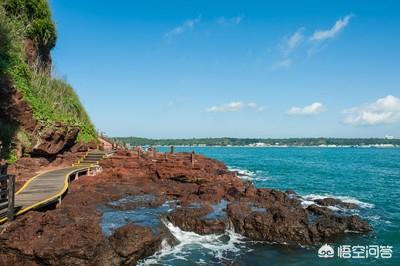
30;123;80;157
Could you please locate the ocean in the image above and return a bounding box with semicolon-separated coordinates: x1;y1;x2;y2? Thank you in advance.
137;147;400;265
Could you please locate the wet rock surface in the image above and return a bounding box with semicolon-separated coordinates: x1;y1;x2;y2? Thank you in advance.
0;151;371;265
313;197;359;209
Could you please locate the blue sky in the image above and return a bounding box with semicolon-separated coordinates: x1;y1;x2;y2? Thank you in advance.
49;0;400;138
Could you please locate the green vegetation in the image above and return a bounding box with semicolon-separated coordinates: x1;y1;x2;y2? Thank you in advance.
3;0;56;51
0;1;97;161
116;137;400;147
0;120;18;162
28;68;97;142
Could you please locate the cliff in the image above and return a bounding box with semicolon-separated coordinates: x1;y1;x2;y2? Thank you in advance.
0;0;97;163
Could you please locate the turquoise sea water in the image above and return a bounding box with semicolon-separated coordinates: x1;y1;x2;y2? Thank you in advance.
139;147;400;265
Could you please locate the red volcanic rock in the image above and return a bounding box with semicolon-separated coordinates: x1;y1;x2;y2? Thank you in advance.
70;140;98;153
0;82;37;132
314;197;359;209
0;151;371;265
0;77;85;160
167;203;227;234
30;123;80;157
109;224;163;264
50;151;85;167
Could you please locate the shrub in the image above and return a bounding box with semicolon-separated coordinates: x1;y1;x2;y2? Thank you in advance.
2;0;57;49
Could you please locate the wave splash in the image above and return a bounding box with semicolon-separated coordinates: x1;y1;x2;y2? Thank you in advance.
228;166;271;182
138;220;249;265
228;166;256;179
300;194;375;209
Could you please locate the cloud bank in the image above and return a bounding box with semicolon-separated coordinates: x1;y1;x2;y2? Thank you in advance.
343;95;400;125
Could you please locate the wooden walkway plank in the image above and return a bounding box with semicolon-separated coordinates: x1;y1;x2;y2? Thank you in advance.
0;151;108;223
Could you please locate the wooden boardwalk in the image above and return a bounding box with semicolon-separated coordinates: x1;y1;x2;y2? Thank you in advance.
0;151;108;223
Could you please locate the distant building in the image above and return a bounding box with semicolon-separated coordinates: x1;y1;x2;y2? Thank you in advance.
248;142;267;147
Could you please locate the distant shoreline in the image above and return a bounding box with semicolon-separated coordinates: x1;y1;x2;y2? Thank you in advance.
151;145;400;148
114;137;400;148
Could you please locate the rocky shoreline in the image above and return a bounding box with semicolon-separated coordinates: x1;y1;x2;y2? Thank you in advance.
0;150;370;265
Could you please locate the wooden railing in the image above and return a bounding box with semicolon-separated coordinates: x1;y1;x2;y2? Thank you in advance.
0;174;15;220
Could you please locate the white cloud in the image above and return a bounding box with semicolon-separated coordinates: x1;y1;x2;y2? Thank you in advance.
275;28;304;68
216;15;244;25
207;102;243;112
343;95;400;126
283;28;304;55
165;17;201;39
287;102;325;115
310;14;353;41
207;101;264;112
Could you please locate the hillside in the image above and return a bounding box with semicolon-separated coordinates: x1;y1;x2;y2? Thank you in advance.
0;0;97;162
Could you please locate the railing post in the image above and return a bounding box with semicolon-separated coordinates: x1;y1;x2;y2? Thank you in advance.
191;151;195;168
137;149;141;160
7;175;15;221
153;147;157;158
57;196;62;208
0;175;7;202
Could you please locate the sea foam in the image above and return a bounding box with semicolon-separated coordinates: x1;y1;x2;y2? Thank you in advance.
228;166;256;179
301;194;375;209
138;220;249;265
227;166;271;182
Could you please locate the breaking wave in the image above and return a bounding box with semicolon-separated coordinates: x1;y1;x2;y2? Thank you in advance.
228;166;256;179
300;194;375;209
227;166;271;182
138;220;250;265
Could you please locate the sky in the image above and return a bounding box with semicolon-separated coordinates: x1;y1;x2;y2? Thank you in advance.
49;0;400;138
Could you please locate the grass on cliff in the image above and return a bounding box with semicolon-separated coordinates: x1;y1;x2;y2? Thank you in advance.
2;0;56;51
28;66;97;142
0;3;97;161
